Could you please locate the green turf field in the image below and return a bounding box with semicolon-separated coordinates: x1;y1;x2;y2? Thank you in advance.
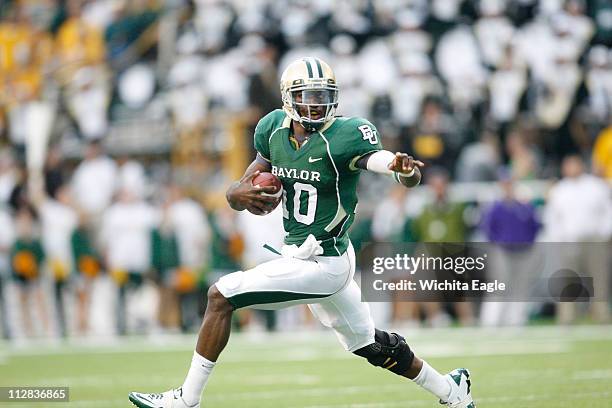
1;325;611;407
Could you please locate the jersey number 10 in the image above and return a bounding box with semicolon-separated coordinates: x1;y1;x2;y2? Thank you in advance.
283;182;318;225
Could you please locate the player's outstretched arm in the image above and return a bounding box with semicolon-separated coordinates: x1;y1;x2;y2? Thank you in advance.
356;150;424;188
226;153;280;214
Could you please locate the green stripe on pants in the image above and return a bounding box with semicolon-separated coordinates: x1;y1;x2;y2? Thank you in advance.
228;290;331;309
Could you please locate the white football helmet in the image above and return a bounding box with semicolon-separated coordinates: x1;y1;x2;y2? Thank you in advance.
280;57;338;132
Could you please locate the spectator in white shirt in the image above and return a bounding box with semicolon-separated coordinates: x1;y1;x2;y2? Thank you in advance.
30;173;78;337
32;183;78;282
390;9;432;56
100;187;159;334
585;46;612;124
533;21;583;130
435;25;488;109
358;39;398;98
117;159;148;202
166;186;210;272
562;0;595;50
488;46;528;125
71;141;117;220
545;155;612;323
474;0;516;68
546;155;612;241
101;191;158;277
391;52;443;129
331;35;370;119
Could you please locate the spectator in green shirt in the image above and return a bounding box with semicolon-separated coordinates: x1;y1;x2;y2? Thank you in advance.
10;205;49;337
413;168;466;243
411;168;474;326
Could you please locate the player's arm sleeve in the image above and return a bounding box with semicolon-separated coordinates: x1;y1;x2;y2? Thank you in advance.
253;120;271;162
339;119;383;173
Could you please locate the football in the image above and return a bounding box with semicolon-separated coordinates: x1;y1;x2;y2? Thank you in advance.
252;172;283;199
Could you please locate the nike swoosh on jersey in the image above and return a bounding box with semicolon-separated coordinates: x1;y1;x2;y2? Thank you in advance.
308;157;323;163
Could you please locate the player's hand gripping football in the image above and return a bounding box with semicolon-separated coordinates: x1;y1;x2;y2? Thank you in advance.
387;152;425;175
227;170;280;215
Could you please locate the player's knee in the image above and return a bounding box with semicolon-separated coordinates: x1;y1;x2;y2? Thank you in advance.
207;285;233;314
353;329;414;375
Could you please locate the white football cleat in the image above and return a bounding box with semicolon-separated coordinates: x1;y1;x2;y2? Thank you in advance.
128;387;198;408
440;368;475;408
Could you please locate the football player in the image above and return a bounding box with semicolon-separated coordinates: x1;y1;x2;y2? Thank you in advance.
129;58;475;408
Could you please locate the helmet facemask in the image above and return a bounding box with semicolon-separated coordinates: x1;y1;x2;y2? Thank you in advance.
283;83;338;132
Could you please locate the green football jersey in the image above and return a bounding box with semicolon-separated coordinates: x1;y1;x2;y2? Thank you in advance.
254;109;382;256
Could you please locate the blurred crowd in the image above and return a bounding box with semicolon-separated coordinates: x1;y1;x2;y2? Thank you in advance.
2;0;612;179
369;158;611;327
1;0;612;340
0;140;292;338
0;144;610;340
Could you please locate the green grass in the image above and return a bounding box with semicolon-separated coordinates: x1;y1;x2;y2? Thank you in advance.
1;326;611;407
